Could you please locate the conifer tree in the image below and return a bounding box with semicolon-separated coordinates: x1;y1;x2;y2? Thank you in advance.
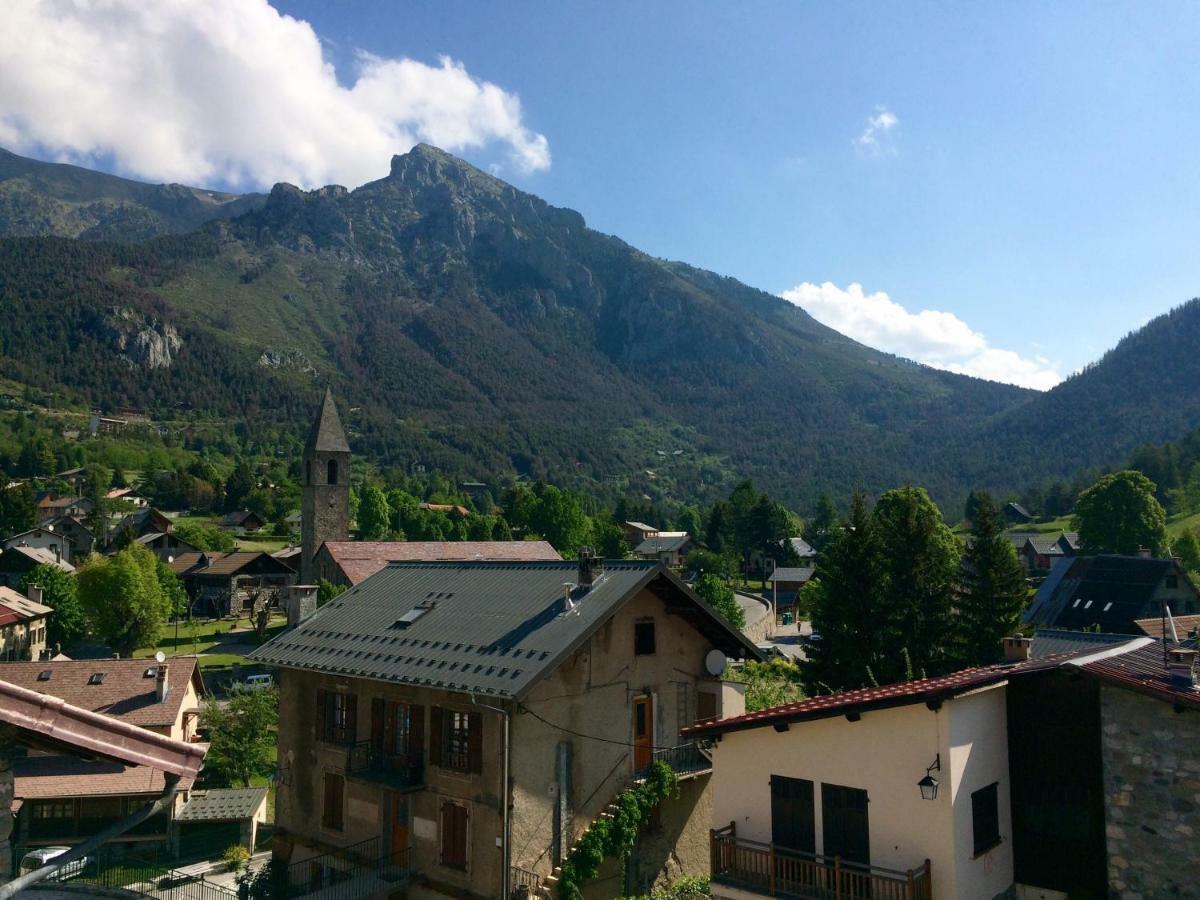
954;491;1029;667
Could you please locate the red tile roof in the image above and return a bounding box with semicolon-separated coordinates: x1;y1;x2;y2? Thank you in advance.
1133;614;1200;640
1070;641;1200;709
14;755;195;799
322;540;562;585
686;652;1093;738
0;586;53;627
0;657;203;728
0;678;205;779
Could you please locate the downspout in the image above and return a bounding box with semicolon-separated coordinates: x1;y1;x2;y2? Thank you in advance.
472;695;511;900
0;774;181;899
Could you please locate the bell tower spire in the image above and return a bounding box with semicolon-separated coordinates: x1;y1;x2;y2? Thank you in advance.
301;388;350;584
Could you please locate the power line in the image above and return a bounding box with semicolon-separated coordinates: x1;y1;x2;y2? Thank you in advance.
515;700;684;752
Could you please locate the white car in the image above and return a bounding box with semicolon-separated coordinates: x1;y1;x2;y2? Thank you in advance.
18;847;89;879
232;673;273;692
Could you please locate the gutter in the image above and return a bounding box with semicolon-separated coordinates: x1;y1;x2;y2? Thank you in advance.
0;775;181;899
472;694;511;900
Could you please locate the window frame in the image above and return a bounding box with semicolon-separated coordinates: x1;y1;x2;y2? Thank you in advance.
439;799;470;871
971;781;1002;857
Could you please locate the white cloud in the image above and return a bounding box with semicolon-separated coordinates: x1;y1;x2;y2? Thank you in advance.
781;281;1062;391
0;0;550;190
853;106;899;156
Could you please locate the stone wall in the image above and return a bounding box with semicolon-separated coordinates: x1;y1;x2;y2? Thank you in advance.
1100;684;1200;897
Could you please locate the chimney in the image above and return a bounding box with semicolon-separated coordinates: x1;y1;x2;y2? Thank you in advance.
1003;634;1032;663
286;585;319;627
156;664;169;702
26;584;43;605
1167;648;1198;690
1138;547;1153;559
52;544;61;563
578;547;603;588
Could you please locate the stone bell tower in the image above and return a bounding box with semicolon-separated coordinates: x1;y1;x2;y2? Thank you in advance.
301;388;350;584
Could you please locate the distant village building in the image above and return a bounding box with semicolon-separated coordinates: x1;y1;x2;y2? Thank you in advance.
314;540;561;588
220;509;266;534
43;515;94;561
250;554;762;898
0;586;52;662
1002;501;1035;525
134;531;199;563
0;545;74;589
635;531;692;567
169;551;296;617
1023;554;1200;633
2;527;72;566
623;521;659;547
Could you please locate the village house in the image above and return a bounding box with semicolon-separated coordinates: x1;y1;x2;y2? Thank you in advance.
221;509;267;534
1002;501;1034;525
0;657;208;854
42;515;95;562
635;531;692;568
35;494;91;525
0;676;206;881
1016;531;1079;576
107;507;174;549
105;486;149;508
134;530;200;563
1023;553;1200;633
765;567;816;623
785;537;817;567
250;553;762;899
623;521;659;547
2;526;72;565
0;545;74;589
169;550;296;617
0;586;52;662
690;634;1200;899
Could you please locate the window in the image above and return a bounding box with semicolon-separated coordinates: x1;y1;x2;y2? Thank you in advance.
372;699;424;761
634;621;656;656
440;800;469;870
327;459;338;485
88;673;105;685
322;772;344;831
430;707;482;774
317;690;357;745
971;782;1001;856
37;670;51;682
33;801;74;820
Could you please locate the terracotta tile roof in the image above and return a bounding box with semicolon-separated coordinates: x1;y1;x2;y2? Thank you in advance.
0;678;206;779
1070;640;1200;709
0;586;53;626
14;755;194;799
686;650;1102;738
322;540;562;585
0;656;203;728
1133;614;1200;640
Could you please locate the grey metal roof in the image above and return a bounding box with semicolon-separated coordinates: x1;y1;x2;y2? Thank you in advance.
768;567;816;583
176;787;268;822
1030;628;1135;659
787;537;816;558
248;560;760;698
636;534;691;554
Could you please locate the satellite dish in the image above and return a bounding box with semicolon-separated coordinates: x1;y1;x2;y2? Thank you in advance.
705;649;728;676
155;651;166;664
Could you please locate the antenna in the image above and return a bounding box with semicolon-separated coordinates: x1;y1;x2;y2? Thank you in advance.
561;582;579;615
154;651;166;664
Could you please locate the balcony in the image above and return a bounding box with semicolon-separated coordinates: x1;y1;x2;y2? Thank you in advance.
635;741;712;781
283;836;411;900
711;826;932;900
344;740;424;790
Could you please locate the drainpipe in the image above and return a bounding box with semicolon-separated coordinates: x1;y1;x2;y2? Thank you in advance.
0;775;181;899
472;695;511;900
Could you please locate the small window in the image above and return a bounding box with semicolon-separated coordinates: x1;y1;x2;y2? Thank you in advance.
1103;602;1113;612
445;711;472;771
144;667;157;678
37;670;51;682
634;621;656;656
322;772;344;831
317;690;357;745
971;782;1001;856
88;673;105;685
440;800;469;870
327;459;338;485
1072;598;1082;608
1083;600;1093;609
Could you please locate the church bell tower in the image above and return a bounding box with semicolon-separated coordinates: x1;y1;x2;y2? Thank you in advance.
301;388;350;584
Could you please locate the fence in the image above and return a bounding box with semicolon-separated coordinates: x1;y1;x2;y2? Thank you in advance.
280;836;410;900
17;846;240;900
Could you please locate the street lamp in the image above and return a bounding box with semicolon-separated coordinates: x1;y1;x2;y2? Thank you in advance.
918;754;941;801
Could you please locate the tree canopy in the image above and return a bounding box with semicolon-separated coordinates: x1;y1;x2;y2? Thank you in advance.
954;491;1029;667
200;687;279;787
693;573;745;630
1073;470;1168;556
19;563;87;648
76;542;171;657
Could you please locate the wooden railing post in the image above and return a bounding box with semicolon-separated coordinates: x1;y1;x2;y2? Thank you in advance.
925;858;932;900
906;865;915;900
709;829;717;876
768;842;776;895
834;855;842;900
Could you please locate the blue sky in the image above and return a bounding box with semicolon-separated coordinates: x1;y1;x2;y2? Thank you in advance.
4;1;1199;388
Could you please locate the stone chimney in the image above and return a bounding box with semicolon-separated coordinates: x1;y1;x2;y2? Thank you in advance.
1003;634;1032;663
1167;648;1198;690
156;664;169;702
25;584;42;606
578;547;603;588
1138;547;1153;559
286;585;319;627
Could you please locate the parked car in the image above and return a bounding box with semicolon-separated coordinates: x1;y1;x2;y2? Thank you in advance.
19;847;89;879
231;673;273;692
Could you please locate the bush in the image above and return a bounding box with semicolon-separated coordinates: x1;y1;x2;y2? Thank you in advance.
222;844;250;871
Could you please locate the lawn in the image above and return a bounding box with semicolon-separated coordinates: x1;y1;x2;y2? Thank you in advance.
136;616;287;669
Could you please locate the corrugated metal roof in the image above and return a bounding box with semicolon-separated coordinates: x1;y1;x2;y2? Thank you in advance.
1072;641;1200;709
636;534;691;554
249;560;760;697
1024;555;1194;633
323;540;561;585
176;787;268;822
1031;628;1133;659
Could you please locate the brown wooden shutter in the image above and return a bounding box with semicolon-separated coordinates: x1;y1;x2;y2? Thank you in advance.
467;711;483;775
316;689;328;742
429;706;444;767
371;698;384;753
345;694;357;744
440;801;468;868
409;703;425;759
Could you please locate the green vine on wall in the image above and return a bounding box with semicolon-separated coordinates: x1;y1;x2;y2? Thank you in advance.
558;760;679;898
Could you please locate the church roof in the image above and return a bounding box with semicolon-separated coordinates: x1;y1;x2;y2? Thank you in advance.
305;388;350;454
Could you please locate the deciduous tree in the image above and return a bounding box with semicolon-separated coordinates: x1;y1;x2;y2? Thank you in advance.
19;563;87;647
693;573;745;630
76;543;170;657
200;688;278;787
1073;470;1168;556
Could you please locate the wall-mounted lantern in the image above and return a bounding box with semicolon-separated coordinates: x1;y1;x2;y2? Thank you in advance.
918;754;941;800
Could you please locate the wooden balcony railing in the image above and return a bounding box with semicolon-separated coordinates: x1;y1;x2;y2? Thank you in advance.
344;740;424;790
710;824;932;900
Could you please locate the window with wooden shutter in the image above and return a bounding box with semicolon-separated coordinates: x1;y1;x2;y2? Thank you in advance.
316;689;328;742
409;704;425;758
371;698;385;753
440;800;469;870
467;711;483;775
329;693;356;744
322;772;344;831
429;706;444;767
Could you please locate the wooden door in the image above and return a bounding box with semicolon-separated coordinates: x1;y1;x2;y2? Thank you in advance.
633;695;653;771
821;783;870;866
386;792;409;855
